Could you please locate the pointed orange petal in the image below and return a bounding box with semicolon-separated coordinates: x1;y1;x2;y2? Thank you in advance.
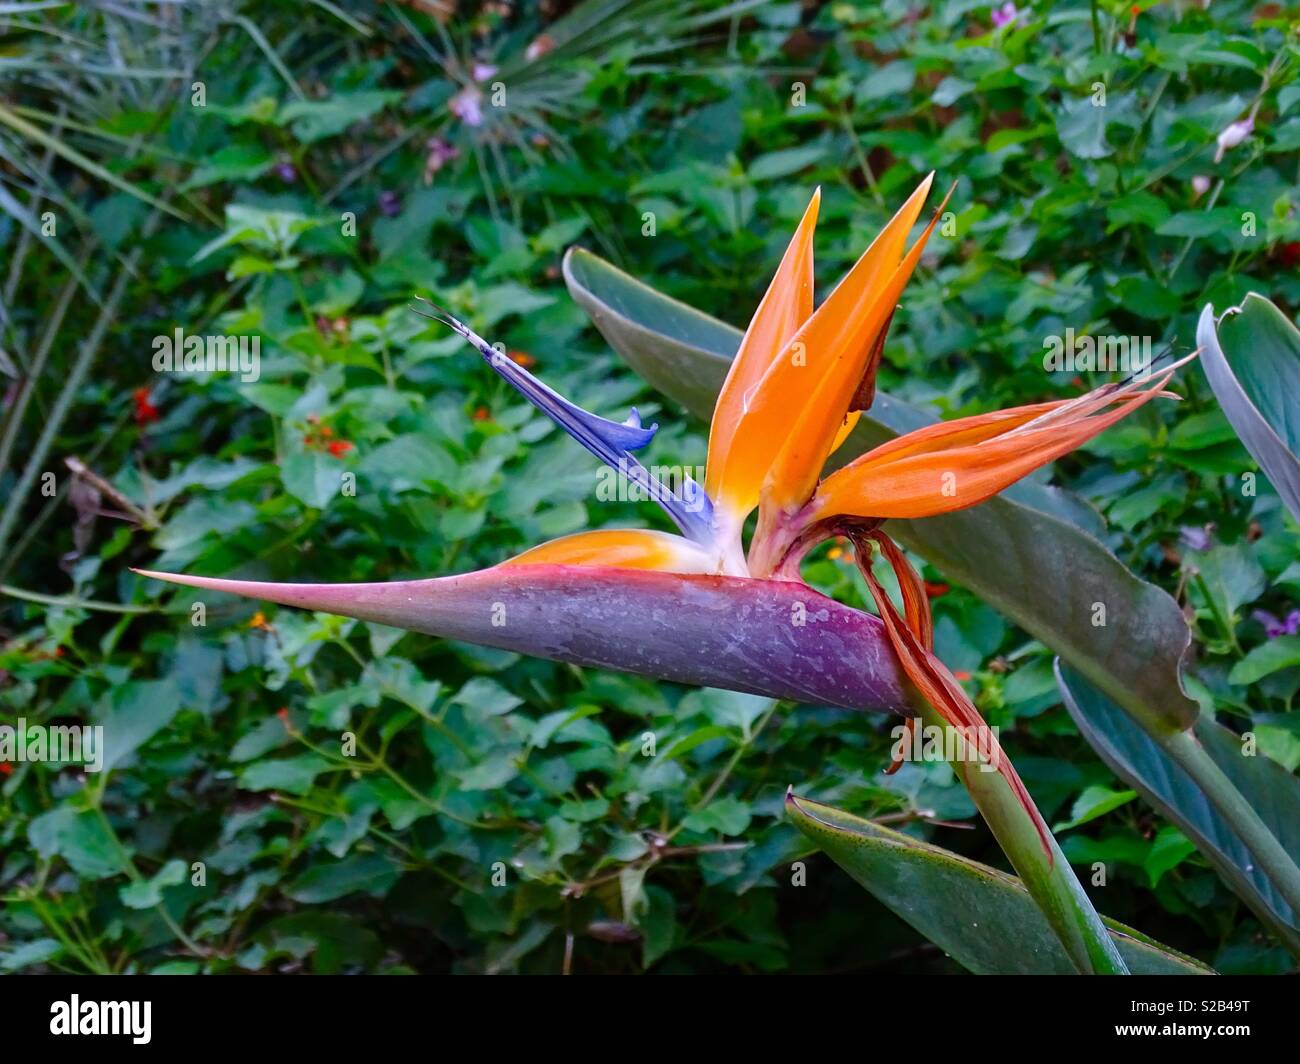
811;374;1171;521
501;529;718;573
711;175;935;530
706;189;820;513
761;180;951;515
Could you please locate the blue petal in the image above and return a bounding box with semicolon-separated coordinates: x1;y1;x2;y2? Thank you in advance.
418;300;715;544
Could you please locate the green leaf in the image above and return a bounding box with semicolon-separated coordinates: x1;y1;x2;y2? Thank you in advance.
1;938;63;972
97;679;181;773
277;90;401;143
1187;541;1265;625
1145;827;1198;887
748;144;827;181
1105;190;1171;232
281;450;344;510
28;807;130;880
857;60;915;102
1157;209;1242;238
284;854;400;902
1198;296;1300;521
1229;635;1300;685
661;724;732;761
120;858;188;909
1055;95;1112;159
639;885;677;968
451;677;523;717
543;816;582;860
1256;724;1300;773
562;247;1198;737
785;793;1212;975
239;753;333;795
931;76;974;106
1053;785;1138;832
357;436;456;493
1057;662;1300;954
192;204;320;261
682;796;751;836
456;749;520;790
180;143;273;190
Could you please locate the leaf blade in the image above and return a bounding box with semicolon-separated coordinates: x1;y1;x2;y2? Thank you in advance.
786;793;1212;975
1197;297;1300;522
1056;661;1300;954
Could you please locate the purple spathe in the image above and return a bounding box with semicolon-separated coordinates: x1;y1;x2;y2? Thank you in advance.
135;564;910;715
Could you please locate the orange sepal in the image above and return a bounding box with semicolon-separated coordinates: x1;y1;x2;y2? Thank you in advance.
712;176;936;528
706;189;820;515
760;179;950;516
501;529;718;573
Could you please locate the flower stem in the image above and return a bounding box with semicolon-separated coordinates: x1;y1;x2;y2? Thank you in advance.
1162;728;1300;920
916;699;1129;974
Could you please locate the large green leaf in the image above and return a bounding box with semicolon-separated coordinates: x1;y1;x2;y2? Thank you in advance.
1197;296;1300;522
1057;662;1300;954
563;247;1197;735
785;792;1212;975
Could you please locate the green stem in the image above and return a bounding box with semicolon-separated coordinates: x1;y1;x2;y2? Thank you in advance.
26;892;109;974
0;208;162;559
1191;569;1243;656
1162;729;1300;920
0;584;161;614
917;701;1129;974
667;700;781;842
0;259;84;487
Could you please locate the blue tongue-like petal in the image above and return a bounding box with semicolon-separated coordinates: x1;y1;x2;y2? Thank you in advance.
416;299;715;545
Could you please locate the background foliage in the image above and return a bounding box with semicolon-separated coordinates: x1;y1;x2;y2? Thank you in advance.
1;0;1298;974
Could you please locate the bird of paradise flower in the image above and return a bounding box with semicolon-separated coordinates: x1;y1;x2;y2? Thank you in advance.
138;174;1189;972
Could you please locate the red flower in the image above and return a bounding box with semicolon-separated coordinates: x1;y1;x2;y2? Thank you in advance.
0;762;13;777
326;440;353;458
132;386;160;427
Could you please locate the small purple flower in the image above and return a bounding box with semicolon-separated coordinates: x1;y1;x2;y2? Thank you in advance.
1179;525;1212;551
423;137;460;184
471;62;498;83
991;2;1018;29
449;86;484;127
378;190;402;217
1214;117;1254;163
1252;608;1300;639
1191;175;1211;200
427;137;459;166
275;159;297;183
